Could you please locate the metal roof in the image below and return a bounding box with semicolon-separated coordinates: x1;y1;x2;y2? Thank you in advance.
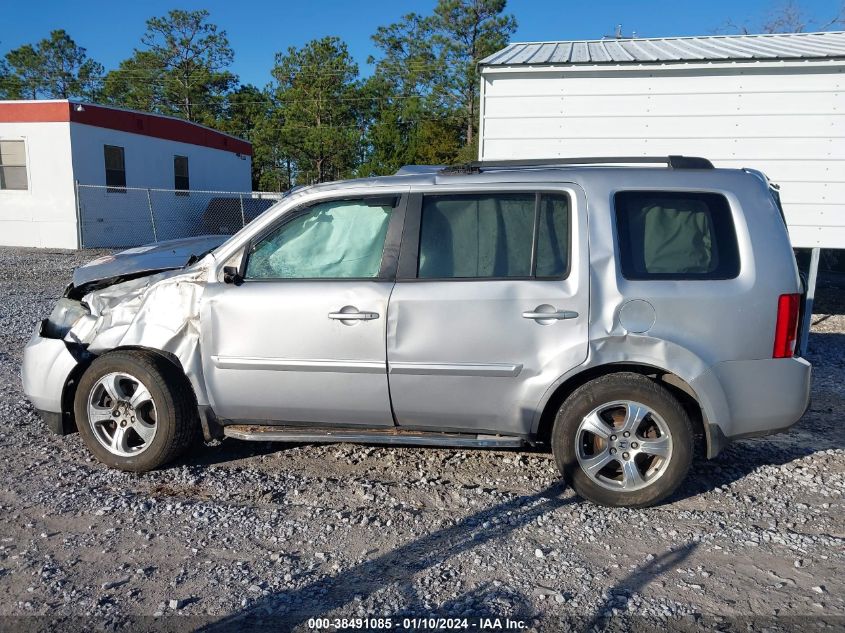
480;31;845;66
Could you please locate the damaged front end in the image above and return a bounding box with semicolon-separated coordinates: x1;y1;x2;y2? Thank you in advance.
22;261;213;436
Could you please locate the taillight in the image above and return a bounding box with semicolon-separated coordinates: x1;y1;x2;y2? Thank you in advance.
773;293;801;358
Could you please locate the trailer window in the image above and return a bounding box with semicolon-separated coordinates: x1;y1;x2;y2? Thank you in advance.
614;191;739;280
174;156;189;194
104;145;126;192
0;140;28;190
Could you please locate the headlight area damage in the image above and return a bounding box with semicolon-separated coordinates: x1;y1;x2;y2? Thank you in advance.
33;263;212;435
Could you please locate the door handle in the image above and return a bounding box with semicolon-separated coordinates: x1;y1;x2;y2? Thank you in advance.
522;310;579;320
328;310;379;320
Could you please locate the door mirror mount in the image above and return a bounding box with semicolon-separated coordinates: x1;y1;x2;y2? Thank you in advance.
223;266;244;286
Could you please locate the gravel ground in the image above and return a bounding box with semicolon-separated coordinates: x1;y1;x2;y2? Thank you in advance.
0;247;842;632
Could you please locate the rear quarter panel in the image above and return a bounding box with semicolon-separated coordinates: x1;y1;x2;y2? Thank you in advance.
583;168;800;364
540;168;803;441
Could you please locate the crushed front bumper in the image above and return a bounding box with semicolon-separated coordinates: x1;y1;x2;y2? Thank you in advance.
21;321;84;435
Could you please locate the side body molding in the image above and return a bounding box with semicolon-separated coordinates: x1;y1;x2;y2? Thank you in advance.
388;362;523;377
211;356;386;374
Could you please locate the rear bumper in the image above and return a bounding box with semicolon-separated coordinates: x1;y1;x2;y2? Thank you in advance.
21;321;83;433
697;356;811;456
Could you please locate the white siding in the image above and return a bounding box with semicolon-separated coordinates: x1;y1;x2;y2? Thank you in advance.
0;118;253;249
0;122;77;249
69;123;254;247
480;64;845;248
68;122;252;191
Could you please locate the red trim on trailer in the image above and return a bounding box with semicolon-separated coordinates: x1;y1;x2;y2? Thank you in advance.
0;101;252;156
0;101;71;123
70;104;252;156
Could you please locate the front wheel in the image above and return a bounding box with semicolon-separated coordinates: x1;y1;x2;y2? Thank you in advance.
74;350;200;472
551;372;693;508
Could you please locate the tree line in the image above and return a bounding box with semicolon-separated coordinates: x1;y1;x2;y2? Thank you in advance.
0;1;516;190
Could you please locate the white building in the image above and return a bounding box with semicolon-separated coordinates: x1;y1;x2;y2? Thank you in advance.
478;31;845;251
0;100;252;248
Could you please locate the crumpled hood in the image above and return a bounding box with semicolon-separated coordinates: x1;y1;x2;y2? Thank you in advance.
73;235;229;288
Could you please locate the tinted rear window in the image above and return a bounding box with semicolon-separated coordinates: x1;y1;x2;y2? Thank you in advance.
535;194;570;278
614;191;740;280
417;192;570;279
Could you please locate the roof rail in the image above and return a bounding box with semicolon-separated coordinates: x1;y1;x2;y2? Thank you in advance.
440;155;714;175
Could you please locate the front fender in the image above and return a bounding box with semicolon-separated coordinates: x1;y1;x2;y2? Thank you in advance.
67;265;213;407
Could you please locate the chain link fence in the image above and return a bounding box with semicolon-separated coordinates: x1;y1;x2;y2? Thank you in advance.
76;183;284;248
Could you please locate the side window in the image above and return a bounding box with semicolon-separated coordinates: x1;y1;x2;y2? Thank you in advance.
417;192;570;279
104;145;126;192
614;191;739;280
0;140;28;190
245;199;393;279
535;193;570;278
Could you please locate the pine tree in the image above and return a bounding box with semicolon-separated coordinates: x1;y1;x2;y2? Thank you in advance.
4;30;102;100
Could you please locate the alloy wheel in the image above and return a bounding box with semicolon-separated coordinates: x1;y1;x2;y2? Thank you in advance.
574;399;673;492
86;372;158;457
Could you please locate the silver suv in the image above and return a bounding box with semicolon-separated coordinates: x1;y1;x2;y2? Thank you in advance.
22;157;811;507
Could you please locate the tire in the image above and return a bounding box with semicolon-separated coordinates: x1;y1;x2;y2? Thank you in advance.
551;372;693;508
74;350;200;472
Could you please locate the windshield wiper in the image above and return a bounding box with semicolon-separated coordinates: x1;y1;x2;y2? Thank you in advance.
185;248;215;267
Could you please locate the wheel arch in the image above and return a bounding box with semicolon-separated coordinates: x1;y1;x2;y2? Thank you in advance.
534;362;715;458
62;345;198;428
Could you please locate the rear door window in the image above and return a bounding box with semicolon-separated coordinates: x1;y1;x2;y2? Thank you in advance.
535;193;570;278
417;192;570;279
614;191;739;280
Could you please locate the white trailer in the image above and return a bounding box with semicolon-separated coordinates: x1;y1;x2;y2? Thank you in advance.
478;30;845;349
0;100;252;248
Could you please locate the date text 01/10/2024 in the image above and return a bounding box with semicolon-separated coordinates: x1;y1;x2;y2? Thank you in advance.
306;617;528;630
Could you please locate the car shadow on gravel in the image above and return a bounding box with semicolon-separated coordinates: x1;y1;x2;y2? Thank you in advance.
672;423;841;502
805;333;845;372
179;439;309;468
185;437;552;469
813;279;845;316
199;482;574;632
672;432;833;503
583;541;699;629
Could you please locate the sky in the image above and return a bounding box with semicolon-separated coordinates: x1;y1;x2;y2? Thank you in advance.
1;0;843;87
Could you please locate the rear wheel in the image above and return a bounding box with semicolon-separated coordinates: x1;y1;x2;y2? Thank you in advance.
74;350;200;472
551;372;693;508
